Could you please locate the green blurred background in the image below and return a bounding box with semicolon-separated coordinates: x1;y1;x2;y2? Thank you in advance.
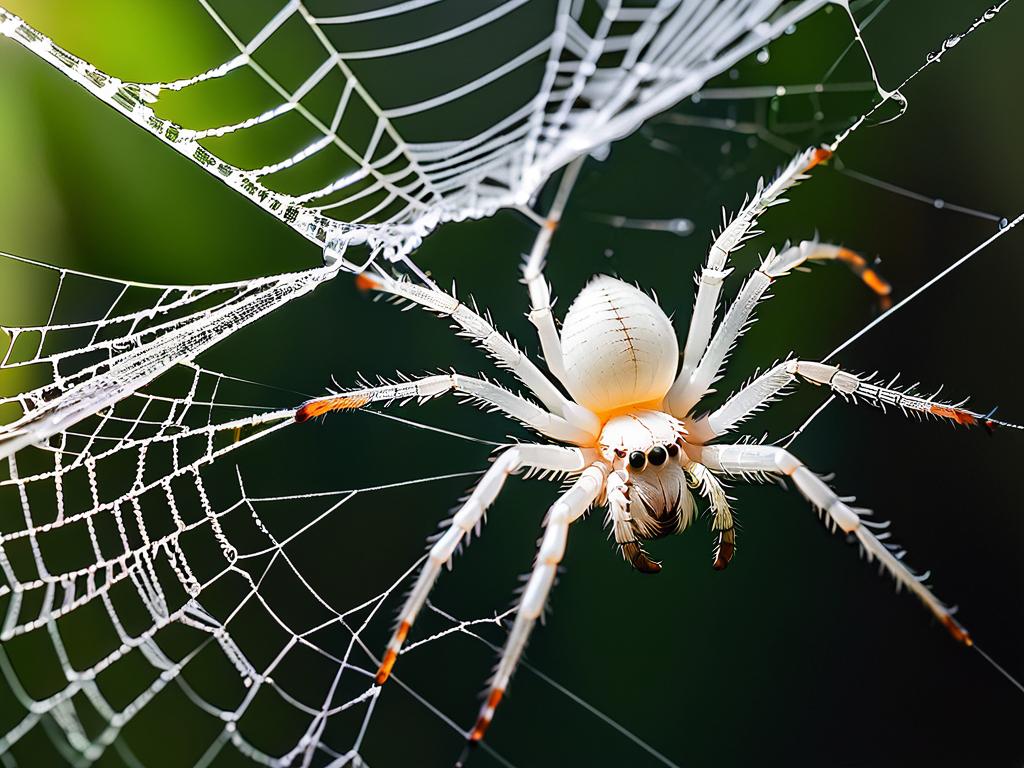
1;2;1022;766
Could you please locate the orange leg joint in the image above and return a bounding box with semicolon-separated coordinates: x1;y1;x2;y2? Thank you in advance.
374;620;411;685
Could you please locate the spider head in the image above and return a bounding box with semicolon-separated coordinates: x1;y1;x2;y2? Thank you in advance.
601;411;695;564
620;444;693;537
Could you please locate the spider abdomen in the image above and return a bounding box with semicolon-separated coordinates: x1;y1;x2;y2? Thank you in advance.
560;276;679;414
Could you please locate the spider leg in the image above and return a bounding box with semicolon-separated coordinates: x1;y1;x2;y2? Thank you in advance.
606;469;662;573
688;360;795;442
788;361;1021;431
685;461;736;570
295;372;594;445
521;158;585;389
376;444;598;685
468;460;608;745
699;443;971;645
689;359;1021;442
667;238;887;416
354;271;600;437
668;146;833;415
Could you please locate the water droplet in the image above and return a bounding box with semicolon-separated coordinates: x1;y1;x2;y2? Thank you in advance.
945;35;962;48
775;85;787;97
604;248;614;258
933;198;945;210
729;68;739;80
691;93;702;104
998;217;1009;230
756;48;770;64
785;24;797;35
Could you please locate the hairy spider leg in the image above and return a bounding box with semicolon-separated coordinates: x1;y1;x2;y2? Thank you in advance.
700;443;971;645
521;157;586;390
350;272;600;437
468;461;608;744
376;444;596;685
689;360;1023;443
668;146;834;415
685;461;736;570
294;372;594;444
666;146;890;415
670;239;887;417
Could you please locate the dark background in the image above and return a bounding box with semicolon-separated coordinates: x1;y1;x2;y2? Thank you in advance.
1;2;1022;767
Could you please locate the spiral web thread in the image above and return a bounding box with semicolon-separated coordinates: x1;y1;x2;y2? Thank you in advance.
0;2;1019;766
0;0;833;268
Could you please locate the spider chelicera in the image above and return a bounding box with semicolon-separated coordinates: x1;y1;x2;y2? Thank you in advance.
296;146;1012;750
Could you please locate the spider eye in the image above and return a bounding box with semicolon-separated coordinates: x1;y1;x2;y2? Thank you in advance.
628;451;646;470
648;445;667;466
666;443;680;458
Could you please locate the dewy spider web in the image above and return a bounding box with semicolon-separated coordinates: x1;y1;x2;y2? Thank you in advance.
0;2;1020;766
0;0;838;269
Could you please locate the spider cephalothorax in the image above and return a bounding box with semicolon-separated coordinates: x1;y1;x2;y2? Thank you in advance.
598;408;694;573
296;146;1014;751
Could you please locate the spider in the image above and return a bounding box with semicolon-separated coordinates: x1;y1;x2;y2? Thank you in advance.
295;146;1013;751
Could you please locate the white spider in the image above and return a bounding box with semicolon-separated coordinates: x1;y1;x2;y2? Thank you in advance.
296;146;1010;750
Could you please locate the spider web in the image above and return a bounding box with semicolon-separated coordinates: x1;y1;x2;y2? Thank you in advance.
0;0;834;270
0;2;1020;767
